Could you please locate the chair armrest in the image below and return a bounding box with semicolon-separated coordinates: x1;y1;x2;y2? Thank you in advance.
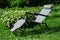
25;12;36;22
34;13;48;17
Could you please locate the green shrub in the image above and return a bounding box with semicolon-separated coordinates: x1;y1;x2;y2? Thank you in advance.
1;10;25;28
25;0;60;6
10;0;25;7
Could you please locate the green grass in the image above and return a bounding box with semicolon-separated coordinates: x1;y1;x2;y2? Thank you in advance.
0;21;16;40
13;16;60;40
0;5;60;40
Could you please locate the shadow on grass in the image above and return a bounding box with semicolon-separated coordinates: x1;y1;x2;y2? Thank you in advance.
50;26;60;33
13;25;60;37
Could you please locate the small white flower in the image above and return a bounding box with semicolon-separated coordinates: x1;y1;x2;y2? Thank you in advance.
16;38;18;40
0;18;2;20
7;22;9;24
7;19;10;20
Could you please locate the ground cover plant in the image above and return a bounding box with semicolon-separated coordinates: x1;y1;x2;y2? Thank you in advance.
0;5;60;40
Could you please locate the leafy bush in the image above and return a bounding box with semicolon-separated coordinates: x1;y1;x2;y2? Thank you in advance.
25;0;60;6
1;10;25;28
0;0;60;8
10;0;25;7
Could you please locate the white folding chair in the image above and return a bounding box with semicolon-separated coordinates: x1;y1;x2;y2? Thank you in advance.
35;4;53;23
10;4;53;32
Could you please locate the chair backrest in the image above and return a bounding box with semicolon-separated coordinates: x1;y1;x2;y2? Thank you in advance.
10;19;25;32
35;4;53;23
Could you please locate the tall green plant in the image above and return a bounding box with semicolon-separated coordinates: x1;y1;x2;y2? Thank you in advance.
1;10;25;28
10;0;25;7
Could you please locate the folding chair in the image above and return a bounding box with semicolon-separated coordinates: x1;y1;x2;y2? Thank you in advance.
10;4;53;32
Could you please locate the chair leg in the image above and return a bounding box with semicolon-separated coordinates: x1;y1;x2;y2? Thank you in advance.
43;22;50;31
39;24;45;33
39;24;43;29
22;27;26;33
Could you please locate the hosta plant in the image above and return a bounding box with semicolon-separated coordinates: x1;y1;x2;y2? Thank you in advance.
1;10;26;28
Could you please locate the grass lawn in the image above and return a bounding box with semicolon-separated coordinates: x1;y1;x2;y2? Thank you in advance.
0;5;60;40
0;17;60;40
14;17;60;40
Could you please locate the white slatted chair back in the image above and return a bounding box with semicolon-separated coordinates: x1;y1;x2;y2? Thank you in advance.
10;19;25;32
35;4;53;23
